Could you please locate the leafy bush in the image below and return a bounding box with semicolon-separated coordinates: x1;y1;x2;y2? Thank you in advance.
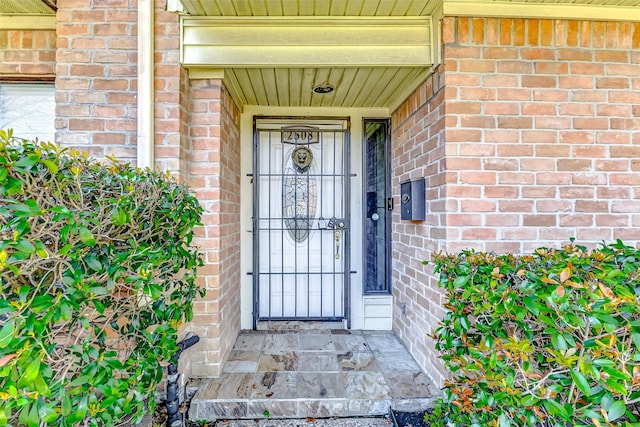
428;241;640;427
0;130;204;426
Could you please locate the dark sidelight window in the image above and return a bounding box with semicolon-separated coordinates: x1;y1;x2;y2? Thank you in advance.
363;118;391;294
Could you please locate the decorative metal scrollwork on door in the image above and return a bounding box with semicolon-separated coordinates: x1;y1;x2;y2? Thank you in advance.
254;119;349;323
282;126;320;243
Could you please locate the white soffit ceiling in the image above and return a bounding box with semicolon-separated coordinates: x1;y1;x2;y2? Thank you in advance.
0;0;54;14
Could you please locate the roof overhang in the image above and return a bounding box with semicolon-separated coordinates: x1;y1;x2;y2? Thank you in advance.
181;14;434;111
171;0;640;21
173;0;640;111
0;0;56;29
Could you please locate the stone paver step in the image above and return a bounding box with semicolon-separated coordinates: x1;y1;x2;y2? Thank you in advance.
188;330;439;422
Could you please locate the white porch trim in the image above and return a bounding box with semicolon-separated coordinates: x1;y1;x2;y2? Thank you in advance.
181;16;433;68
0;14;55;30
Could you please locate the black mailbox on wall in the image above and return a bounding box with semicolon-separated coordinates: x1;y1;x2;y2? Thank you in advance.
400;178;426;221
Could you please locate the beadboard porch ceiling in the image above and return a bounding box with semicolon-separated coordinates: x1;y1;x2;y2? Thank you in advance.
0;0;55;14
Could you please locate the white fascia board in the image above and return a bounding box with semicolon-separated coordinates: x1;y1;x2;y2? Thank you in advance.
0;14;56;29
181;16;433;68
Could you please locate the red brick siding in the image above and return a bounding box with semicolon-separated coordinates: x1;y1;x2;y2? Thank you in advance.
218;85;242;370
0;29;56;79
187;80;241;377
444;17;640;253
56;0;185;170
154;4;183;175
55;0;138;159
391;17;640;387
391;67;448;385
54;0;243;377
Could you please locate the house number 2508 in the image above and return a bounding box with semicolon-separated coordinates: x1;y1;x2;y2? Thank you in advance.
283;131;319;144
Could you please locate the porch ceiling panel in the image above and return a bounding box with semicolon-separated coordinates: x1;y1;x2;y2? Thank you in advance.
221;67;431;108
0;0;54;13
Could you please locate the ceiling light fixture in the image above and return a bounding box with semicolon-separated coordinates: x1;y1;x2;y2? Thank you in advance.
313;84;334;94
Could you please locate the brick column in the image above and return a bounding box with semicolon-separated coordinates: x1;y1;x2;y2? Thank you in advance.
187;79;241;378
391;67;448;386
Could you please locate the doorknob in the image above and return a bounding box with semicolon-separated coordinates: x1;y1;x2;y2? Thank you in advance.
371;213;380;221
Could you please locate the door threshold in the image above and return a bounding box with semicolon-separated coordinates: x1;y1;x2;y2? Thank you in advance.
256;320;347;332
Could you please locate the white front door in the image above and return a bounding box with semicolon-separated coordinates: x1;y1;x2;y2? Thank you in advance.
253;118;350;323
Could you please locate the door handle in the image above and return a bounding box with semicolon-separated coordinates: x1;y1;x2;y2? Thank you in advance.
371;213;380;221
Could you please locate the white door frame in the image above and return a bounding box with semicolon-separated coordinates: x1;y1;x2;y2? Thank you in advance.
239;106;390;330
253;117;350;324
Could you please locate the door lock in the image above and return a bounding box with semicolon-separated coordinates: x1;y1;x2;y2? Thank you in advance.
321;218;346;230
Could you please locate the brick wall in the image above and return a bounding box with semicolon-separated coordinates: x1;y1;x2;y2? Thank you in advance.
187;79;241;377
218;85;242;370
55;0;138;160
443;17;640;253
391;17;640;387
391;67;448;385
55;0;184;170
54;0;243;378
0;29;56;79
154;3;183;175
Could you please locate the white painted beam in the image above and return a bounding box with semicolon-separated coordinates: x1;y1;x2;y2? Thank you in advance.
187;68;225;79
181;16;432;68
0;14;55;29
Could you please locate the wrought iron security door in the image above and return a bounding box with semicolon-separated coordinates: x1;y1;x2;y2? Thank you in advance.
253;118;350;324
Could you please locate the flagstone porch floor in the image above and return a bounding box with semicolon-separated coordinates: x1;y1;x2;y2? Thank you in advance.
188;329;439;422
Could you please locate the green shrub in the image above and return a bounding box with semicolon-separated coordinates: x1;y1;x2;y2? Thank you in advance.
0;130;204;426
428;241;640;427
